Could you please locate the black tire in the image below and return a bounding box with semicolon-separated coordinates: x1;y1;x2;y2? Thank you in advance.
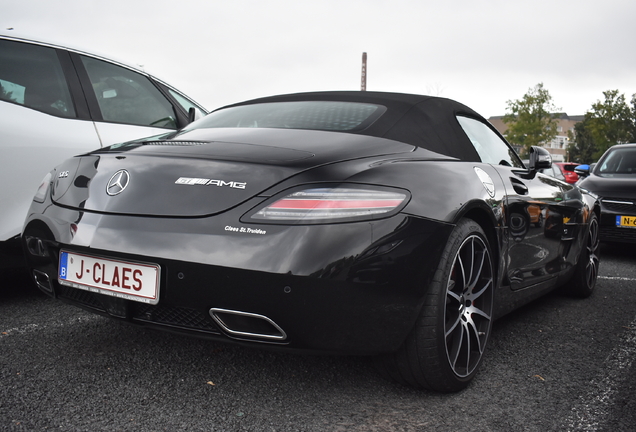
563;212;600;298
377;218;494;392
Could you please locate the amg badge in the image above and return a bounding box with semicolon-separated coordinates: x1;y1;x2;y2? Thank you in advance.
175;177;247;189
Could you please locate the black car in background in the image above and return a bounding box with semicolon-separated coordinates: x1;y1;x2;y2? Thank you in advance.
576;143;636;243
22;91;600;392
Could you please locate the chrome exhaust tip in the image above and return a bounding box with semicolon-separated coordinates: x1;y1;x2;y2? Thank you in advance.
209;308;287;341
32;269;53;293
25;236;49;257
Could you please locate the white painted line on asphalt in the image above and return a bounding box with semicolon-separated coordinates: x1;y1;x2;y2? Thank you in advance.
0;323;40;337
0;314;103;338
599;276;636;282
563;315;636;431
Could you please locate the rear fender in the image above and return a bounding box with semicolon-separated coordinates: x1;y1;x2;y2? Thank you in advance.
342;159;506;225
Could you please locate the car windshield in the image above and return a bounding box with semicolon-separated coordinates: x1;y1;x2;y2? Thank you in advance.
191;101;385;132
596;147;636;176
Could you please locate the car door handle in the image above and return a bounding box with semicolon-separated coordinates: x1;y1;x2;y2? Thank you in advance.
510;178;529;195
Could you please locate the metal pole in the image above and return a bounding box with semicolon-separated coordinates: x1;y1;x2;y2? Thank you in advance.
361;52;367;91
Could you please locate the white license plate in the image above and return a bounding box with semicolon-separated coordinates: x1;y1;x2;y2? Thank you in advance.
59;251;160;304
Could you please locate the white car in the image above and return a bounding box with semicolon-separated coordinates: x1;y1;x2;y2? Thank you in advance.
0;32;207;269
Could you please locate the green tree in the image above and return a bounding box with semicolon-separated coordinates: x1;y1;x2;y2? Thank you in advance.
503;83;560;157
567;117;597;163
585;90;633;157
629;93;636;142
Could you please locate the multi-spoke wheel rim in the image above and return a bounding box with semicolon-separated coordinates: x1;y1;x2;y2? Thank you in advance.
444;235;494;378
585;217;600;288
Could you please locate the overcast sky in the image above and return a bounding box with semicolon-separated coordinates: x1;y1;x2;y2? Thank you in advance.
3;0;635;118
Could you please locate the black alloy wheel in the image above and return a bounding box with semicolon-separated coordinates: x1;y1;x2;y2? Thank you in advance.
376;218;494;392
443;230;494;379
564;212;600;298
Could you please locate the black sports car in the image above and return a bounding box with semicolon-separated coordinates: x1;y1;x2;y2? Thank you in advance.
576;143;636;243
23;91;599;392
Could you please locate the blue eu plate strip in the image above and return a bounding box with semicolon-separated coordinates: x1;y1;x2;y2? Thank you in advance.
59;251;68;280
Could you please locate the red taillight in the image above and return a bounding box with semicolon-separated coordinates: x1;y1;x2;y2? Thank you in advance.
267;198;404;210
563;171;578;183
248;187;409;223
33;173;52;203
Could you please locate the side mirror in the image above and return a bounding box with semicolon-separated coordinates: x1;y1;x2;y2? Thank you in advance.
188;107;197;124
575;163;595;178
528;146;552;171
574;164;590;177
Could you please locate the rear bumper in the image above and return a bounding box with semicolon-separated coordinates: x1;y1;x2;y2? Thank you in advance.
23;204;453;354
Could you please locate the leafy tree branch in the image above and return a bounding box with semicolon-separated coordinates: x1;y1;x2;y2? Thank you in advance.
502;83;560;158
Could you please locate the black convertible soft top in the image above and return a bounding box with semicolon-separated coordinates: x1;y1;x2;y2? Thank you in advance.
218;91;487;162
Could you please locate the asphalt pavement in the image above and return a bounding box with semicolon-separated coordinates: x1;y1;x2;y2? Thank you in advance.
1;243;635;431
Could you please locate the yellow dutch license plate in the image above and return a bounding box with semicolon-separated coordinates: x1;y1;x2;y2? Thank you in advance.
616;215;636;228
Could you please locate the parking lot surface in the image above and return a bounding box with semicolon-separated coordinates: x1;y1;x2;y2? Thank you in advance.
2;243;635;431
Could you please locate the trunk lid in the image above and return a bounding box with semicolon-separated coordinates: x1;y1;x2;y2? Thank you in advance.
52;128;415;217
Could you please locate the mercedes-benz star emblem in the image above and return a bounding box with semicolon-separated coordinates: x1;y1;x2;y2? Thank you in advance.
106;170;130;196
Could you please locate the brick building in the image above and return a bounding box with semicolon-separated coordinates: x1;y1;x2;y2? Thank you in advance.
488;114;584;162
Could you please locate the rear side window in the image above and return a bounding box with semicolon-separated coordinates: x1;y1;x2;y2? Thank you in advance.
80;56;177;129
457;116;523;167
541;165;564;180
0;39;76;117
194;101;385;132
